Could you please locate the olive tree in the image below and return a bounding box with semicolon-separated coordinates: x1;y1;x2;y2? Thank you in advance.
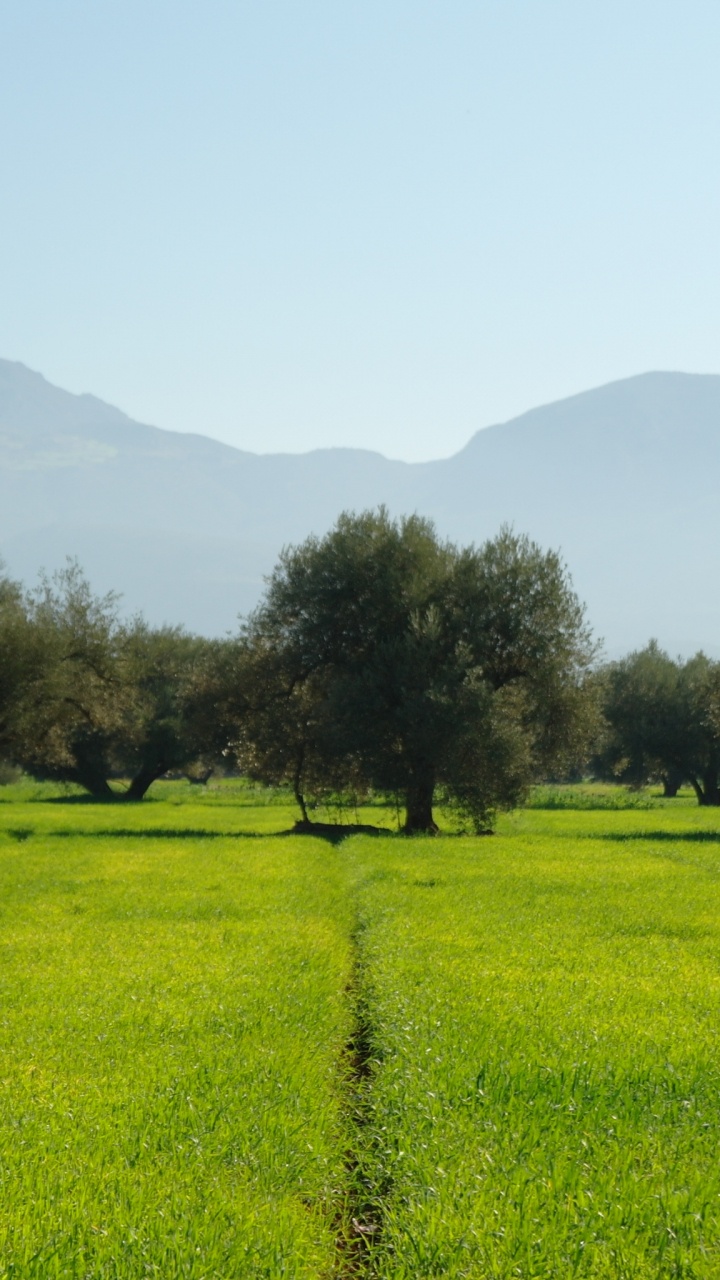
0;564;46;764
10;563;227;799
11;563;128;797
598;643;720;805
678;653;720;806
117;623;229;798
596;641;688;796
240;510;595;832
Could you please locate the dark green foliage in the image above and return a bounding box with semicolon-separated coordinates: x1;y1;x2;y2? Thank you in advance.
595;641;687;792
678;653;720;805
117;623;229;798
0;564;45;760
5;562;234;799
239;510;595;832
598;642;720;805
12;562;126;797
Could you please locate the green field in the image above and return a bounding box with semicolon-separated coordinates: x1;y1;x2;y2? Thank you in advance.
2;782;720;1277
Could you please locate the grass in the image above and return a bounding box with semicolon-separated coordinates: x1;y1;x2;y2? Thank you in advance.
0;783;355;1278
1;780;720;1276
525;783;666;809
349;802;720;1278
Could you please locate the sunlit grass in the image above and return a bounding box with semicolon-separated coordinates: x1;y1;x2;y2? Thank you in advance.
0;802;354;1278
349;809;720;1278
2;781;720;1276
525;782;691;810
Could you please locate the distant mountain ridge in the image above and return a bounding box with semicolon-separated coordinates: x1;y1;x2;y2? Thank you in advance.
1;359;718;655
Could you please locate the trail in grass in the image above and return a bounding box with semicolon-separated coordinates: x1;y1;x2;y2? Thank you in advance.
335;916;384;1277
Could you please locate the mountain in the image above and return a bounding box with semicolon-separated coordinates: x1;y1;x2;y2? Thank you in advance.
1;359;718;655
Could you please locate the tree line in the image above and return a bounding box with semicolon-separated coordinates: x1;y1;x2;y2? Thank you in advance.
1;509;718;829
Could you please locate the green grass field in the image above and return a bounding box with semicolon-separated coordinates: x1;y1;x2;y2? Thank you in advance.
1;780;720;1277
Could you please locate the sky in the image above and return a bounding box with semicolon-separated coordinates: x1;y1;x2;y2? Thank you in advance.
1;0;719;461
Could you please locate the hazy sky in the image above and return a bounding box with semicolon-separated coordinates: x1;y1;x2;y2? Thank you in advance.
2;1;719;460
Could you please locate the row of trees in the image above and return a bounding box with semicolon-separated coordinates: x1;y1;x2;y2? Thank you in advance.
1;509;718;828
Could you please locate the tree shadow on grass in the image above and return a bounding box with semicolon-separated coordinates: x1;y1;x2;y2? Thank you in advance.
42;794;138;806
5;829;271;839
277;821;394;846
8;824;395;844
21;828;271;841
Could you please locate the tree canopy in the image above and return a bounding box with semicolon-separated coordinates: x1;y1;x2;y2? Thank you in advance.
597;642;720;805
237;510;595;832
5;562;226;799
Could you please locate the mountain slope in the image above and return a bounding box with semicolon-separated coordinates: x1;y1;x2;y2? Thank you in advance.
0;359;718;653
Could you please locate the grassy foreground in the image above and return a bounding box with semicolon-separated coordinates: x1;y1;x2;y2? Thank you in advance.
1;781;720;1277
0;782;355;1278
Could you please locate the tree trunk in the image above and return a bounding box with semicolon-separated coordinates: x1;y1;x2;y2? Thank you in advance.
125;763;168;801
661;767;683;798
292;748;309;824
76;770;115;800
700;767;720;806
294;783;309;825
77;768;114;798
689;769;720;806
404;777;438;835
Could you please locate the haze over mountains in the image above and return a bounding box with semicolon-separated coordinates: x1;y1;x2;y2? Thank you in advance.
0;358;718;656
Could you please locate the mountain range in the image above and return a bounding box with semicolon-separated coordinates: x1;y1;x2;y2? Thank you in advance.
1;358;718;656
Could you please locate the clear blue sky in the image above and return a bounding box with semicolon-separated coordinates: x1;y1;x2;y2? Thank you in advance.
2;0;719;460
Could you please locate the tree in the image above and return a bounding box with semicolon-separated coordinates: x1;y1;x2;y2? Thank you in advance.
596;642;687;796
598;643;720;805
678;654;720;806
240;511;595;832
0;564;46;763
115;623;227;799
171;635;248;783
231;645;347;822
9;562;228;800
708;663;720;742
12;563;128;797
